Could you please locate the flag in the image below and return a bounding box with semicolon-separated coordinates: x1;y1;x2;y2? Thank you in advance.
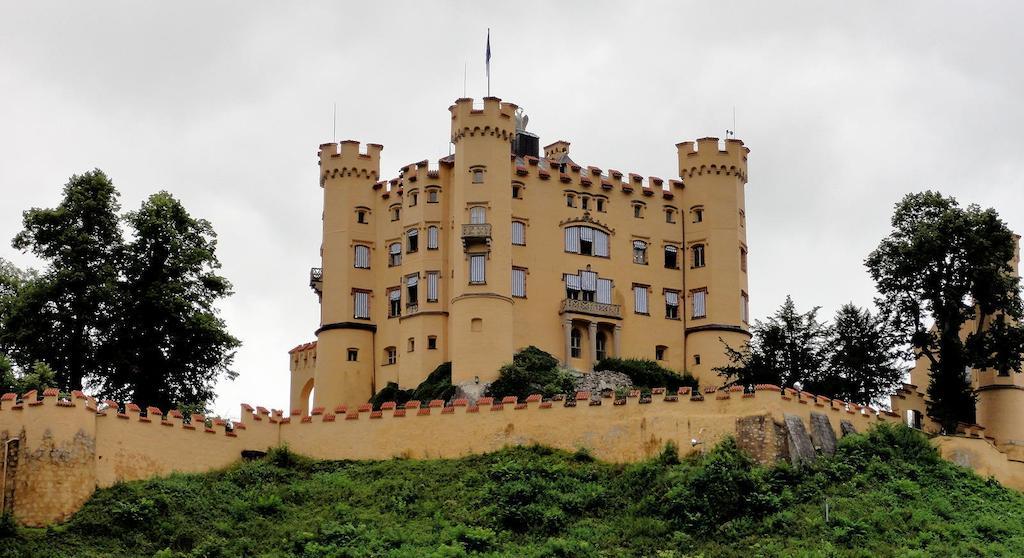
485;29;491;88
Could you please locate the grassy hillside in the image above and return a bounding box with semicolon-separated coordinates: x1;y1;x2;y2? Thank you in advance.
4;424;1023;557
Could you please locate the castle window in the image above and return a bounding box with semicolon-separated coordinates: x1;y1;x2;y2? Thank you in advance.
427;189;439;203
739;209;745;227
512;221;526;246
633;240;648;265
566;193;576;208
664;245;679;269
692;206;704;223
354;245;370;269
353;290;370;320
469;254;486;284
388;288;401;317
388;242;402;267
384;347;397;365
655;345;667;361
665;290;680;319
633;284;649;315
596;332;607;361
596;278;612;304
570;328;582;358
347;348;358;362
471;166;485;184
356;210;368;224
428;336;438;350
471;318;483;332
426;271;439;302
427;226;439;249
692;289;707;319
741;291;749;323
692;244;706;268
391;206;401;221
408;190;418;207
408;337;415;352
596;198;606;212
694;354;701;366
581;196;590;210
633;203;644;219
740;247;747;272
406;274;419;307
406;228;418;253
512;267;527;298
665;208;676;223
469;206;486;224
564;226;609;257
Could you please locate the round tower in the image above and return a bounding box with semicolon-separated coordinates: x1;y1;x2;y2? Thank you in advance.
974;234;1022;452
676;137;751;385
447;97;517;390
313;140;382;409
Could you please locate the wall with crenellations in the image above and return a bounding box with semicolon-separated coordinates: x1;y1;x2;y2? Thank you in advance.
0;383;1020;528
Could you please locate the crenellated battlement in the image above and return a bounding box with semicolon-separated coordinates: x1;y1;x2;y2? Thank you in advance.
318;140;383;184
676;137;749;183
449;97;517;144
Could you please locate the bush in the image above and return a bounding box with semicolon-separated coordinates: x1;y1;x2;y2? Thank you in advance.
369;362;455;409
486;347;575;400
595;357;698;392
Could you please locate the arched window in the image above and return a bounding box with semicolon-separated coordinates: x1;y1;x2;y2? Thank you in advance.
408;189;418;207
384;346;397;365
633;240;648;264
692;244;705;268
406;228;418;253
564;226;609;257
665;245;679;269
354;245;370;269
665;207;676;223
472;168;485;183
596;332;607;360
390;205;401;221
570;328;582;358
427;188;439;203
655;345;667;361
633;203;644;219
566;193;576;208
469;206;486;224
427;226;439;249
388;242;402;267
691;206;704;223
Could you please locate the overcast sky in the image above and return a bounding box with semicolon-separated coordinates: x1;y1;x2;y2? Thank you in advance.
1;1;1021;417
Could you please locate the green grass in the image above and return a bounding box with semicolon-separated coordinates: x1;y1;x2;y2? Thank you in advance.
5;424;1024;557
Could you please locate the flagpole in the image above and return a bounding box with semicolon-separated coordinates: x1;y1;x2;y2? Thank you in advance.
486;28;491;97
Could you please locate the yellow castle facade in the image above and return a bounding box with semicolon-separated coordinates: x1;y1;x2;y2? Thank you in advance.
289;97;751;411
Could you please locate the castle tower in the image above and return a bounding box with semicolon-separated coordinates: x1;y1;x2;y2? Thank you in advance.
312;140;382;409
974;234;1022;452
447;97;518;389
677;137;751;383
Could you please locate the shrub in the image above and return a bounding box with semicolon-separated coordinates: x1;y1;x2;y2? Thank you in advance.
369;382;414;409
486;346;575;400
595;357;698;392
369;362;455;409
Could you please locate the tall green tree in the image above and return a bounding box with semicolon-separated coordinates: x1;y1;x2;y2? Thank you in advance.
102;191;239;410
716;295;829;389
6;170;121;391
866;191;1024;432
807;303;906;406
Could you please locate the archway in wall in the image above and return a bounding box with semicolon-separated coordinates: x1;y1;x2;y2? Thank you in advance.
300;377;315;415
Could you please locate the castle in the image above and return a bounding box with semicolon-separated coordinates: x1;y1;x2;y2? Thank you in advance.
0;97;1021;529
289;97;751;411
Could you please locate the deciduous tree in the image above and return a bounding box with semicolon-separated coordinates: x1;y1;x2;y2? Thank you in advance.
866;191;1024;432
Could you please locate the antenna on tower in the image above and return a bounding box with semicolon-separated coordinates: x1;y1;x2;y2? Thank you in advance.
726;106;737;139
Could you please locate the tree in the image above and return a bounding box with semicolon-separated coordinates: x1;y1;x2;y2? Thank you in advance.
808;304;906;406
7;170;121;391
0;354;57;396
715;295;829;389
101;191;240;410
866;191;1024;432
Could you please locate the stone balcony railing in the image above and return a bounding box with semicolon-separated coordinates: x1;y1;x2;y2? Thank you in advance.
309;267;323;294
559;298;622;319
461;223;492;246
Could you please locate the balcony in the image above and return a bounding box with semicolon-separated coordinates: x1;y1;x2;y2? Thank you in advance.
559;298;622;320
309;267;323;295
461;223;492;247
